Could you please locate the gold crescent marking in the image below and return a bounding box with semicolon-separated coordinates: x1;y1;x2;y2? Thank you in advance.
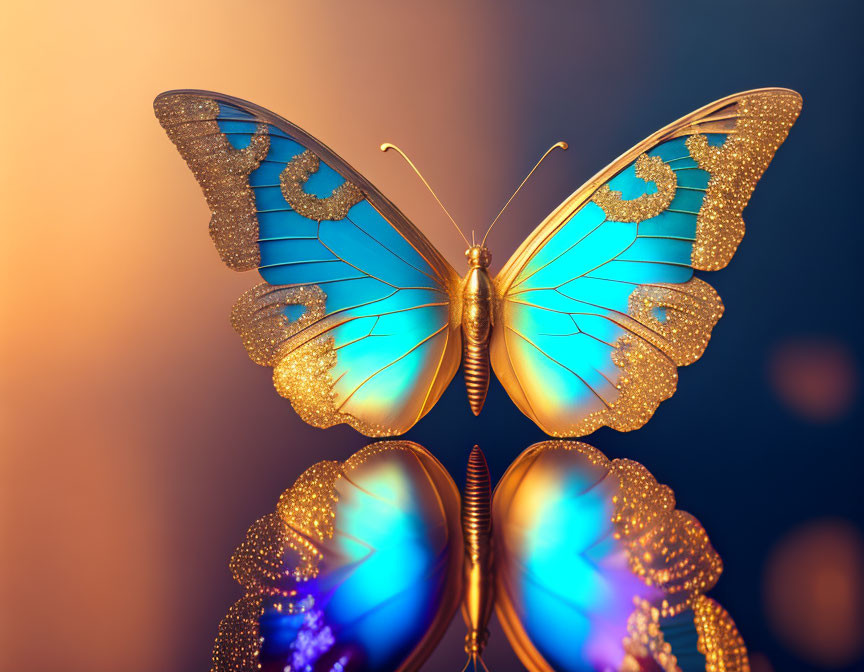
280;149;364;221
591;154;677;223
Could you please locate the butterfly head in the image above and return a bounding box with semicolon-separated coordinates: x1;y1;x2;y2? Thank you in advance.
465;245;492;269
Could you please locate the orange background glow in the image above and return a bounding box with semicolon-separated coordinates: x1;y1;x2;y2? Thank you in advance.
2;3;862;672
0;4;533;670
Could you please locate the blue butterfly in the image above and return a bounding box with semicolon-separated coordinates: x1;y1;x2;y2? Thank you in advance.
155;89;800;437
213;440;746;672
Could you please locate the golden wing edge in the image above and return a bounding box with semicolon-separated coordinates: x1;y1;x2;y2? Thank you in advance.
491;440;749;672
495;87;802;293
211;440;465;672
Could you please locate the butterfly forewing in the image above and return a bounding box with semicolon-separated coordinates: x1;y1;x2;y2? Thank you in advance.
492;89;801;436
154;91;462;436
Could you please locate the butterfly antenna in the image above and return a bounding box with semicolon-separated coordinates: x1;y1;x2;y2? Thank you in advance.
481;141;568;248
380;142;471;247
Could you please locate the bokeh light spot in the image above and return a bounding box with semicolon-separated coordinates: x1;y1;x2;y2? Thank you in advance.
763;519;864;667
768;337;858;422
749;652;774;672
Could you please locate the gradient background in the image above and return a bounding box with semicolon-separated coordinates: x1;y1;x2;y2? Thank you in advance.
2;2;863;671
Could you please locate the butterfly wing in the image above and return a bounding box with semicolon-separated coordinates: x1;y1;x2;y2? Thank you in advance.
492;440;747;672
154;91;461;436
213;441;462;672
492;89;801;436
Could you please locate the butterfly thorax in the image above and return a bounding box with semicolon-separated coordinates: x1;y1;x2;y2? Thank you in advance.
461;246;494;415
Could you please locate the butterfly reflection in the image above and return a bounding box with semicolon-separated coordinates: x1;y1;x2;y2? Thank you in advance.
213;441;747;672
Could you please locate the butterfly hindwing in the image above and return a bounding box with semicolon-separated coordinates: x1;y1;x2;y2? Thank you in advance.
492;440;747;672
155;91;461;436
492;89;801;436
213;441;462;672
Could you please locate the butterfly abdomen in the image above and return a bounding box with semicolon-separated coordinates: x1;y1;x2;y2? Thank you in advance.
461;445;494;659
462;328;490;417
461;247;494;416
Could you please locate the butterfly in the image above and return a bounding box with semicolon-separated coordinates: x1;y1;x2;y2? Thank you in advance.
212;440;746;672
155;89;801;437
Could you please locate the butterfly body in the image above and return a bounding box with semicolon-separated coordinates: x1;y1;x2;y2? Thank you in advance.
461;246;495;415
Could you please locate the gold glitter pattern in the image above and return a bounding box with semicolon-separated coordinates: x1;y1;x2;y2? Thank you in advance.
544;277;725;437
609;456;722;614
230;282;392;436
211;595;263;672
154;94;269;270
280;149;364;220
685;92;802;270
272;335;387;437
277;460;341;543
622;600;682;672
230;282;327;366
343;439;412;466
542;438;610;467
212;454;357;671
227;460;344;593
692;595;750;672
607;458;675;539
591;154;678;222
155;92;464;438
223;442;436;598
228;512;293;593
624;278;724;366
556;335;678;437
625;509;723;609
